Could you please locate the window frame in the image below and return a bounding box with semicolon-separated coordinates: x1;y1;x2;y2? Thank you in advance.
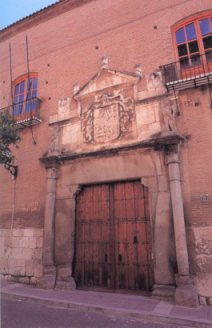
12;72;38;116
172;11;212;71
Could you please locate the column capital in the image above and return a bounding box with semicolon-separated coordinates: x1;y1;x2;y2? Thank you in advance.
40;154;62;170
152;132;185;155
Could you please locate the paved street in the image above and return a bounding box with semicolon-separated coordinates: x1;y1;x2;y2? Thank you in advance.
1;297;188;328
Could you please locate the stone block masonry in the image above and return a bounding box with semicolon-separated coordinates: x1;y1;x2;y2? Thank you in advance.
0;229;43;285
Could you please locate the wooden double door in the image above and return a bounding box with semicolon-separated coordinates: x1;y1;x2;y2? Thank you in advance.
74;181;154;292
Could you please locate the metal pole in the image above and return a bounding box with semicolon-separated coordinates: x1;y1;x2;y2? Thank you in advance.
25;35;30;83
9;43;14;110
26;35;36;144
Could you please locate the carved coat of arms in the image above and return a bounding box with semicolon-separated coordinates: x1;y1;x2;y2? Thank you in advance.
81;92;134;144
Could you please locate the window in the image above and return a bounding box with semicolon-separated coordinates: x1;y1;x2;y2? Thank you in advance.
173;13;212;72
13;73;38;116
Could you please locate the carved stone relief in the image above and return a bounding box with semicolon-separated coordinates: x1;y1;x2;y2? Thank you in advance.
73;84;80;95
162;99;178;132
148;71;163;90
48;125;60;155
101;55;109;70
81;91;135;144
134;64;143;79
58;97;71;115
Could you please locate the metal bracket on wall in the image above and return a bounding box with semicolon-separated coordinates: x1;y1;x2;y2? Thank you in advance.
4;163;18;179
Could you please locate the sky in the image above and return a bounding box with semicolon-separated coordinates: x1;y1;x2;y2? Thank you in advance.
0;0;58;30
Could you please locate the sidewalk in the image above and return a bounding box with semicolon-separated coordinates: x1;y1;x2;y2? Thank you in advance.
1;278;212;328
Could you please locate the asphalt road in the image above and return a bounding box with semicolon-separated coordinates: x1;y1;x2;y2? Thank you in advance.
1;297;187;328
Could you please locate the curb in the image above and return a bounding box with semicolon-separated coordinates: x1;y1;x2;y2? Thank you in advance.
2;291;212;328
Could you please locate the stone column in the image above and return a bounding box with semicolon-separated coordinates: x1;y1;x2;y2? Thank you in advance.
166;150;199;307
152;189;176;301
142;154;176;301
37;167;57;289
54;186;79;290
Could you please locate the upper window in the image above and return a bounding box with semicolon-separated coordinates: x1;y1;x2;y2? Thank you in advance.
13;73;38;116
173;13;212;70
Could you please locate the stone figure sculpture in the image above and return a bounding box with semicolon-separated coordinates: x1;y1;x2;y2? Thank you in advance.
48;125;60;155
163;99;177;132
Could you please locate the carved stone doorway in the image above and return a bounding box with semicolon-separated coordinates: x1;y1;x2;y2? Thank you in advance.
74;180;154;292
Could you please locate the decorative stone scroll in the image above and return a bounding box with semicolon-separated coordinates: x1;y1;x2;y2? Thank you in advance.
81;91;135;144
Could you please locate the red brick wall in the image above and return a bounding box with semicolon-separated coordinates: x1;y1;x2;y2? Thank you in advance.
179;87;212;227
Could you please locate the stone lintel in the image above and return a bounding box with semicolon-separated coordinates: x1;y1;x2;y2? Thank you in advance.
40;132;185;166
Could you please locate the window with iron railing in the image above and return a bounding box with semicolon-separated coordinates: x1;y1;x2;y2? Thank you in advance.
13;73;38;116
10;73;41;127
173;12;212;76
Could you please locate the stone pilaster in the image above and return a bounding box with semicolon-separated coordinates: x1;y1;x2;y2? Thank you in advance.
166;150;199;307
146;170;176;301
54;185;80;290
152;189;176;301
37;167;57;289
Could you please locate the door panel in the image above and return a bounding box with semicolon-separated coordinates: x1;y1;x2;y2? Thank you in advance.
75;181;153;292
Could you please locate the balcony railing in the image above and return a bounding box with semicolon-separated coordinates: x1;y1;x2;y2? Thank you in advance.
0;98;42;129
161;52;212;91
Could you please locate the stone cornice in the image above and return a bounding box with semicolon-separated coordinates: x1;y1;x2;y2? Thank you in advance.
40;132;186;168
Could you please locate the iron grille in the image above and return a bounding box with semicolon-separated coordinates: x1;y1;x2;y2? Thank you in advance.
161;51;212;91
0;98;42;129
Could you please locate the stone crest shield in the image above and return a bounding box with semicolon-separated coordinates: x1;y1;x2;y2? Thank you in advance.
82;92;134;144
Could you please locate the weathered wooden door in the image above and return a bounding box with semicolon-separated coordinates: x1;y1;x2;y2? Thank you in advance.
74;181;153;292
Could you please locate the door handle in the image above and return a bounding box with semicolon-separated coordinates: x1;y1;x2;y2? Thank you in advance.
133;236;138;244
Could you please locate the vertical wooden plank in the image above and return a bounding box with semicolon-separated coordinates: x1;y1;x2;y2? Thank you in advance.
101;184;111;288
113;181;153;292
75;181;153;292
144;185;154;290
75;184;112;289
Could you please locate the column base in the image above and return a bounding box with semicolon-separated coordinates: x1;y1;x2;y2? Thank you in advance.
175;274;199;307
55;277;76;290
37;274;56;289
55;265;76;290
37;266;56;289
152;284;175;302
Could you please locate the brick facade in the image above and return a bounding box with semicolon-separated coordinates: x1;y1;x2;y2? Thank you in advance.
0;0;212;306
